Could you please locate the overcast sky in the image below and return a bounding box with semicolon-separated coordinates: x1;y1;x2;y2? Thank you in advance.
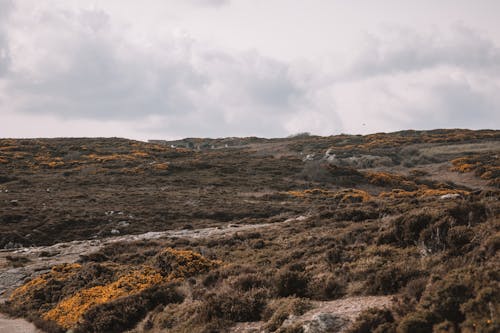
1;0;499;140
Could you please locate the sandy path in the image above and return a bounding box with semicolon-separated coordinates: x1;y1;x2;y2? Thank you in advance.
0;314;41;333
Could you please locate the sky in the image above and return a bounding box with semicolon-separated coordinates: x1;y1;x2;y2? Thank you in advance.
0;0;499;140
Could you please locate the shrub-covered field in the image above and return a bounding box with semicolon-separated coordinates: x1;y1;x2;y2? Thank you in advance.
0;129;498;332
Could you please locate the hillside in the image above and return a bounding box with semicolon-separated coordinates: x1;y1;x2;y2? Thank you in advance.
0;129;499;332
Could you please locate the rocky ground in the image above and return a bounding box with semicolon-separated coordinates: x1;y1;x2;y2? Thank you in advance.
0;129;499;332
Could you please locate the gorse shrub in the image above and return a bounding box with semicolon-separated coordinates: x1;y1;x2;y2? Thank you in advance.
152;247;221;278
6;248;219;331
74;284;183;333
43;267;164;328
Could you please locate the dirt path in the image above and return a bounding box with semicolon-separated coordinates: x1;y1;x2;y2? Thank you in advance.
0;314;41;333
231;295;393;333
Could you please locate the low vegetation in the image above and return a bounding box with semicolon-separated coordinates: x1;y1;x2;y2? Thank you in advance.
0;129;498;332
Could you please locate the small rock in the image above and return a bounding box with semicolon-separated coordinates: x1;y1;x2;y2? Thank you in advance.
118;221;130;227
285;215;308;223
439;193;461;200
10;200;19;206
110;229;120;235
4;241;23;249
302;153;315;162
302;313;349;333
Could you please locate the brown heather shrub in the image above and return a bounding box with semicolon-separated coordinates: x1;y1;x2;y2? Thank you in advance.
401;277;428;302
433;320;457;333
200;287;268;322
389;261;500;332
274;267;310;298
446;226;474;253
346;308;395;333
143;299;210;332
419;274;473;323
307;273;346;300
300;161;365;185
325;246;345;267
460;286;500;333
483;232;500;258
230;272;268;291
364;264;421;295
333;207;379;222
390;211;435;247
263;297;311;332
396;311;439;333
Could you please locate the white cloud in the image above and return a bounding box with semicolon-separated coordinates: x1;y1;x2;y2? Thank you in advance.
0;1;498;139
187;0;230;8
347;25;500;79
327;26;500;134
332;66;500;134
1;3;308;138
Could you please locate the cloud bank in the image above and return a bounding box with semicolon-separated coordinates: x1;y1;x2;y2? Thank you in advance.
0;1;498;139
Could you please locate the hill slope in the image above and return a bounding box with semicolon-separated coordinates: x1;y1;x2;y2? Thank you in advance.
0;129;499;332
